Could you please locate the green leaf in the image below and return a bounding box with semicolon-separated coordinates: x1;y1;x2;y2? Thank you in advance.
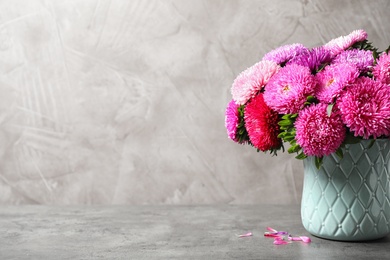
351;40;378;53
335;148;343;159
234;104;251;144
326;103;334;117
283;135;295;142
306;96;316;103
386;44;390;54
288;144;300;153
365;71;374;78
317;62;329;73
290;113;298;119
295;152;307;160
373;50;379;62
280;143;285;153
278;119;293;126
315;156;323;169
367;139;376;149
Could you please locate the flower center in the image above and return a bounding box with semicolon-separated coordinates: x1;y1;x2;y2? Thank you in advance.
282;84;290;92
326;78;335;87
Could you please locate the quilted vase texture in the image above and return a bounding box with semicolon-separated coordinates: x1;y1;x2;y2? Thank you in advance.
301;139;390;241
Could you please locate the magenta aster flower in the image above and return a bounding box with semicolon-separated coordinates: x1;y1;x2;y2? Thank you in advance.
373;52;390;85
288;47;332;72
225;100;240;142
332;49;374;72
231;60;280;105
315;63;359;103
263;64;317;114
337;77;390;139
324;29;368;56
244;94;281;151
262;43;308;65
295;103;346;157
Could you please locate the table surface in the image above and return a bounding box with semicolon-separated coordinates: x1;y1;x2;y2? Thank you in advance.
0;205;389;260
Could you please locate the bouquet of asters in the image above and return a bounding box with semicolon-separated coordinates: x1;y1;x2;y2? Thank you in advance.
225;30;390;168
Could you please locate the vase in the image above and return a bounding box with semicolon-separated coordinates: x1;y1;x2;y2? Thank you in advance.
301;139;390;241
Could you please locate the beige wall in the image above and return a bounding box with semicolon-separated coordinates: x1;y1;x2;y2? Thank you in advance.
0;0;389;204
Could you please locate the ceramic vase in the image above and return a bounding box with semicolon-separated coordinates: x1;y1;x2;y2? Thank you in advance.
301;139;390;241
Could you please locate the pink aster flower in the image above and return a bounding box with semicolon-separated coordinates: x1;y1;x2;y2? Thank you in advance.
262;43;308;66
263;64;317;114
373;52;390;85
231;60;280;105
315;63;359;103
287;47;332;73
295;103;346;157
244;94;281;151
225;100;240;142
337;77;390;139
323;29;368;56
332;49;374;72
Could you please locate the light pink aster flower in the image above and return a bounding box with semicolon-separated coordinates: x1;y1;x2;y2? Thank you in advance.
231;60;280;105
262;43;308;65
263;64;317;114
244;94;281;151
332;49;374;72
225;100;240;142
373;52;390;85
337;77;390;139
323;29;368;56
295;103;346;157
315;63;359;103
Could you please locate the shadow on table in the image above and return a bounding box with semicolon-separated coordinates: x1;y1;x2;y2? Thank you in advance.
364;235;390;244
309;233;390;244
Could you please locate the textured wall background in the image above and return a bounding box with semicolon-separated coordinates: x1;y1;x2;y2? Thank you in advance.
0;0;389;204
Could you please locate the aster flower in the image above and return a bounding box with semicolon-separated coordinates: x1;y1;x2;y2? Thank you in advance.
288;47;332;73
337;77;390;139
332;49;374;72
263;64;316;114
315;63;359;103
262;43;308;66
323;29;368;56
295;103;346;157
373;52;390;85
225;100;240;142
244;94;281;151
231;60;280;105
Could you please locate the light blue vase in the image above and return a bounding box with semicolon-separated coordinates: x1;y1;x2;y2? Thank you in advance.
301;139;390;241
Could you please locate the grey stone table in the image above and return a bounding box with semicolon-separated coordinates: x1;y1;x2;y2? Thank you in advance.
0;205;389;259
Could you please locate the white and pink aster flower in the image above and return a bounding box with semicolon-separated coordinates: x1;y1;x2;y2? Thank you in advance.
323;29;368;56
231;60;280;105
